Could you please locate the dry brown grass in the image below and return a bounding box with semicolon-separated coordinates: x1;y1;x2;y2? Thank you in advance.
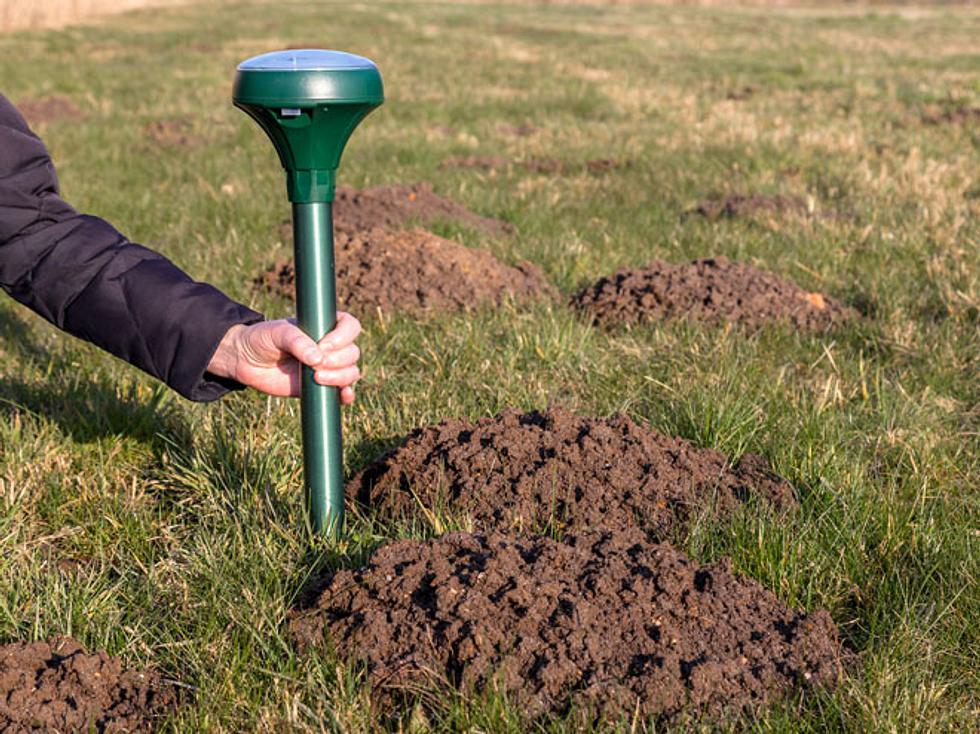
0;0;202;32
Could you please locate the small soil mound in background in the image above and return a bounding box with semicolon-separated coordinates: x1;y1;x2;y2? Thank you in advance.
289;529;845;723
145;119;202;148
441;155;508;171
726;85;758;101
572;256;850;331
689;194;809;221
921;105;980;125
497;122;538;137
353;406;795;537
333;183;514;237
0;636;177;732
13;95;86;126
254;228;554;316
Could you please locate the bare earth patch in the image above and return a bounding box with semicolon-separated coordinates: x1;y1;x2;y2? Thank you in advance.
497;122;538;138
353;406;795;538
254;227;554;317
289;529;845;724
921;105;980;125
145;119;202;148
13;95;85;126
572;256;852;332
0;636;177;732
688;194;810;221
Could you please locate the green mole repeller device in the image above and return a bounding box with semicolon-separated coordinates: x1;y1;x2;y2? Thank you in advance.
233;49;384;538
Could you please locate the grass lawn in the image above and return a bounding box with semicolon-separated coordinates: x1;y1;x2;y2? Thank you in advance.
0;1;977;730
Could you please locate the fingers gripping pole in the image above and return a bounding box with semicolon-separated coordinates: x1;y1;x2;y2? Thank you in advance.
293;201;344;537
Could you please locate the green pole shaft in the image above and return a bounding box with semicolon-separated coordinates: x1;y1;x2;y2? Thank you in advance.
292;200;344;537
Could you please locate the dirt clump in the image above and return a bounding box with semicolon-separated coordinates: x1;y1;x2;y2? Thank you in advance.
14;96;86;126
254;227;554;316
726;85;758;101
689;194;809;221
289;529;845;723
497;122;538;137
0;636;177;732
921;105;980;125
572;256;851;331
145;119;202;148
522;156;566;174
332;183;514;237
353;406;795;537
440;155;508;171
584;158;628;174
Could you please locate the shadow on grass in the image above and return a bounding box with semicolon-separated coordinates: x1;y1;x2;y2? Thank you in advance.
1;305;191;448
0;371;190;449
0;305;52;364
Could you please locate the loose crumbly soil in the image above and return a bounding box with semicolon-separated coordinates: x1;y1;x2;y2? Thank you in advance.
254;227;554;316
0;636;177;733
13;95;86;125
688;194;810;221
921;105;980;125
331;183;514;237
572;256;852;332
145;119;202;148
289;529;845;723
497;122;538;137
352;406;795;538
726;85;758;101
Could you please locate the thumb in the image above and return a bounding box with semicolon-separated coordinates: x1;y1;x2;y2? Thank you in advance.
266;321;324;368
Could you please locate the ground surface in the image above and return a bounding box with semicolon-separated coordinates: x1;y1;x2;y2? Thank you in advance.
0;1;977;732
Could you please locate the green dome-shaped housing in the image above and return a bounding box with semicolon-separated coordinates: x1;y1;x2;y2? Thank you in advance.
233;49;384;202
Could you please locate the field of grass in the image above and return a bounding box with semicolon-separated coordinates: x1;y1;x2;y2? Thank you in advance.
1;1;978;731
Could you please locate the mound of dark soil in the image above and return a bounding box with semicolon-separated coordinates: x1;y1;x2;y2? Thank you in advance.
689;194;808;221
289;529;845;723
921;105;980;125
497;122;538;138
441;155;508;171
332;183;513;237
726;85;758;101
353;407;795;537
0;636;177;732
145;119;202;148
13;96;86;126
572;256;851;331
254;227;554;316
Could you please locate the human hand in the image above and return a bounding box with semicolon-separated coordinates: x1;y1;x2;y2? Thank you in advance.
207;314;361;402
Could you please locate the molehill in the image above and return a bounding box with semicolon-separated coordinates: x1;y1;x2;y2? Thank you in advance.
353;406;795;538
289;529;845;723
573;256;852;331
0;636;177;733
255;227;554;316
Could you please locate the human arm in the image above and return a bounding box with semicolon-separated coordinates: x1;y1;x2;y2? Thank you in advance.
0;93;277;401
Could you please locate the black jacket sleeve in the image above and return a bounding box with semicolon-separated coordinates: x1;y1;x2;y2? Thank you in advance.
0;93;263;401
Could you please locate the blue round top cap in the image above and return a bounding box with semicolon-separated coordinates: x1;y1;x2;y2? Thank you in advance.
233;49;384;107
237;49;377;72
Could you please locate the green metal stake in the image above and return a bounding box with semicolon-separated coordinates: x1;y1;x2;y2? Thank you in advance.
233;50;384;537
